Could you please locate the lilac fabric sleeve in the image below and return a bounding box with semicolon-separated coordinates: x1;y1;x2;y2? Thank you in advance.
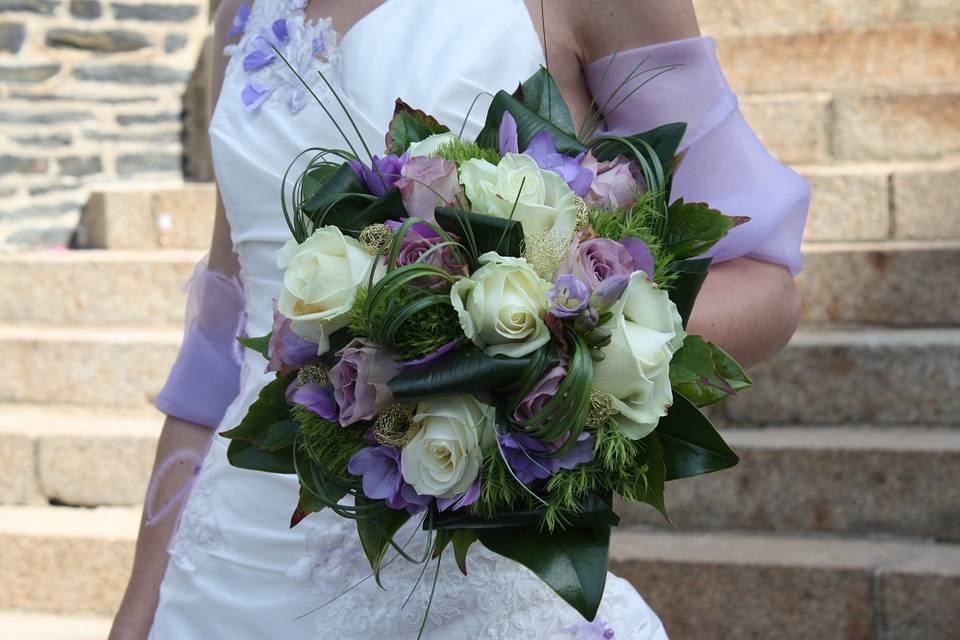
154;257;247;428
585;36;810;275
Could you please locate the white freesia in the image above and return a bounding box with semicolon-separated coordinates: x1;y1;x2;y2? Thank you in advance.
450;252;551;358
407;132;458;157
401;395;495;498
592;271;686;439
458;153;578;245
276;225;377;352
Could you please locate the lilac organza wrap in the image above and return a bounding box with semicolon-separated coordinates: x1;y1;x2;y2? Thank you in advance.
585;36;810;274
154;257;247;428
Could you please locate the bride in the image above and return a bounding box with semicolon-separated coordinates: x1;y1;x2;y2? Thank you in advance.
110;0;808;638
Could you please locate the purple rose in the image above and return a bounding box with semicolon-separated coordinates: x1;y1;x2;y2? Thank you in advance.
349;154;405;197
267;300;318;374
581;152;644;210
499;431;594;485
524;131;593;197
286;382;338;422
347;445;431;513
513;365;566;423
548;275;590;318
329;340;397;426
396;155;461;222
561;235;635;291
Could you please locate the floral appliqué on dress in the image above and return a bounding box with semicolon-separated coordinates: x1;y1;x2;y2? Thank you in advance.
224;0;339;114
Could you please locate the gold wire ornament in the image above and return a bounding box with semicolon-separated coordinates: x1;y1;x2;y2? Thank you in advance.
586;391;615;430
373;404;414;447
573;195;589;230
358;223;393;255
297;364;330;388
522;230;568;276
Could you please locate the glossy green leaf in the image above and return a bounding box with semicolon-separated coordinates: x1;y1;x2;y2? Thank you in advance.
384;98;450;155
302;162;368;226
355;495;411;586
238;333;271;360
591;122;686;171
477;90;586;156
667;257;712;328
226;439;295;474
665;198;749;259
318;186;405;238
670;336;751;407
220;373;294;442
389;345;535;402
514;67;576;134
656;393;739;480
253;419;299;452
435;207;524;262
452;529;477;575
290;483;330;528
429;491;620;530
478;525;611;621
637;434;668;519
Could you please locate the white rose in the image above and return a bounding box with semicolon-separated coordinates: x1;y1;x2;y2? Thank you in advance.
400;395;495;498
459;153;578;244
450;251;551;358
592;271;686;439
276;225;376;351
406;132;458;157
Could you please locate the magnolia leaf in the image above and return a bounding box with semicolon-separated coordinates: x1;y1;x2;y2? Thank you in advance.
477;89;586;156
318;186;404;238
302;162;368;225
478;525;611;621
220;373;294;442
656;393;739;480
238;333;271;360
671;336;751;407
290;484;328;528
637;434;669;520
389;345;535;402
591;122;686;171
667;257;712;328
514;67;576;135
226;439;295;474
452;529;478;575
429;492;619;530
385;98;450;155
665;198;749;259
253;419;299;452
355;495;411;587
435;207;524;261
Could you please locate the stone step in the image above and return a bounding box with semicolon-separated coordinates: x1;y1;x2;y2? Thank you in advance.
0;405;161;507
721;328;960;426
798;241;960;327
620;427;960;540
611;529;960;640
0;325;180;410
0;610;112;640
715;23;960;94
0;250;200;326
2;504;957;640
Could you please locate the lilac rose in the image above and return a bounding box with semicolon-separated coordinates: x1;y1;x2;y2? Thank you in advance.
513;365;567;423
561;234;636;291
266;300;318;374
396;155;461;222
581;152;644;210
347;445;432;513
329;340;397;426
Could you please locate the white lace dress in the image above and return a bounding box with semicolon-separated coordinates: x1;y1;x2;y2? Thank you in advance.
149;1;668;638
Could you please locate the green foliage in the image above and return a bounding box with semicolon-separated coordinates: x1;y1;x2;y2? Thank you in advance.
294;405;366;480
476;89;586;156
513;66;576;135
656;394;739;481
667;257;712;328
238;333;271;360
384;98;450;156
590;123;686;173
221;373;294;442
355;494;412;586
431;138;501;165
665;198;749;259
670;335;752;407
587;193;676;288
469;453;535;520
435;207;524;263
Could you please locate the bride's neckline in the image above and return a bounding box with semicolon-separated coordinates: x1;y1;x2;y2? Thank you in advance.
301;0;396;47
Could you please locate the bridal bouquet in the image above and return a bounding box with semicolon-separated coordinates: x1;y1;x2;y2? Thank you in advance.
223;65;749;626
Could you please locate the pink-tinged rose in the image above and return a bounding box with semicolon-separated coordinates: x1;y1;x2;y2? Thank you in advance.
561;235;635;291
329;339;397;426
267;300;317;374
581;152;643;210
396;156;461;222
394;228;467;285
513;365;566;423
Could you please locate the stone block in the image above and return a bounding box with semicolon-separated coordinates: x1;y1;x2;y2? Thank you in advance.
0;21;25;52
0;63;61;83
11;133;72;147
740;93;831;164
73;64;189;84
832;91;960;161
692;0;819;34
116;112;180;125
116;152;182;176
0;110;94;124
893;162;960;240
69;0;99;19
878;545;960;640
111;2;198;21
57;155;102;177
799;242;960;326
722;329;960;425
0;433;35;504
0;0;57;14
150;185;217;248
0;154;47;175
45;28;151;52
164;33;188;53
800;166;890;241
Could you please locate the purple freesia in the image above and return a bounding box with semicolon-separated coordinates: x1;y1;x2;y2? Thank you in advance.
499;112;519;154
286;382;338;422
499;431;594;485
524;131;594;197
588;275;629;312
348;154;405;197
267;300;317;374
514;365;566;423
436;475;481;511
548;275;590;319
619;237;655;277
348;446;431;513
227;2;251;39
396;155;460;222
561;235;635;291
329;340;397;426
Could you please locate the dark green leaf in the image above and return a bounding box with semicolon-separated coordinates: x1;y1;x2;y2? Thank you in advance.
319;327;354;369
317;186;405;238
290;484;329;527
220;373;294;442
656;393;739;480
355;495;411;586
452;529;477;575
238;333;271;360
388;345;535;402
302;162;369;226
670;336;751;407
226;439;295;474
591;123;686;171
665;198;749;259
476;90;586;156
435;207;524;260
637;433;668;519
429;491;620;530
253;419;299;452
514;67;576;135
667;257;712;328
384;98;450;156
478;525;611;621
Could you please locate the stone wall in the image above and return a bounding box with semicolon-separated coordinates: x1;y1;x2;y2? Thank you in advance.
0;0;210;248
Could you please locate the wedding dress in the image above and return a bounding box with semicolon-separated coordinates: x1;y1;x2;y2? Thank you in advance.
148;1;808;637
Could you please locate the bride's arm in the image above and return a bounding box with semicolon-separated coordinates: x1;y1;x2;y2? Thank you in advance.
109;3;243;639
570;0;805;367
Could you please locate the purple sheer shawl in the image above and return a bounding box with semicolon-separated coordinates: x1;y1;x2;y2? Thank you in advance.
584;36;809;274
154;257;247;428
